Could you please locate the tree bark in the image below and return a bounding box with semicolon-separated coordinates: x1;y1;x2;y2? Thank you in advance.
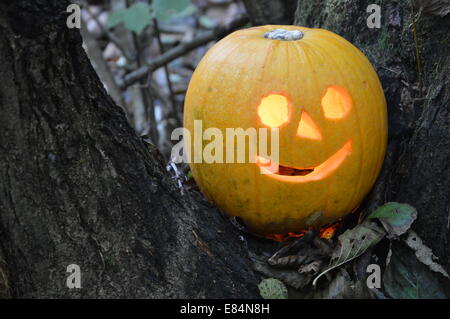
0;0;259;298
242;0;298;26
292;0;449;271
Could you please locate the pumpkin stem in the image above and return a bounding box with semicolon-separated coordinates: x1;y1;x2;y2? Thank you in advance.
263;29;304;41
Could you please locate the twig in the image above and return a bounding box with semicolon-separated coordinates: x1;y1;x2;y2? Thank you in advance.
268;255;308;268
118;14;249;89
133;30;158;142
152;18;180;127
158;24;191;34
84;5;134;61
124;0;158;141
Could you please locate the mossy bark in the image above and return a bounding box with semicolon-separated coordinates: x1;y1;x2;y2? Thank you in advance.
242;0;298;26
293;0;449;270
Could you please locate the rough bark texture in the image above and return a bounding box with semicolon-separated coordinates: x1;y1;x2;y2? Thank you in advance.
242;0;298;26
293;0;449;270
0;0;259;298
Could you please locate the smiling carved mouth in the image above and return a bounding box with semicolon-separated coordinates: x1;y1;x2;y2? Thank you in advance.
257;140;352;183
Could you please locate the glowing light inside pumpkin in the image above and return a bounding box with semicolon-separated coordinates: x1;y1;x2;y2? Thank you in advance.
267;222;341;242
258;140;352;183
258;94;289;127
321;86;352;119
297;111;322;140
319;222;341;239
267;232;305;242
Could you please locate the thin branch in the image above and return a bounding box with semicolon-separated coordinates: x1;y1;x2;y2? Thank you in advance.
84;5;135;62
152;18;178;126
158;24;192;34
133;33;158;142
118;14;249;89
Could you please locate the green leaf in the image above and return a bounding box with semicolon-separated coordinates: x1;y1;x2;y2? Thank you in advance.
124;3;153;34
312;221;385;286
107;9;127;28
151;0;195;22
258;278;288;299
383;242;450;299
368;202;417;237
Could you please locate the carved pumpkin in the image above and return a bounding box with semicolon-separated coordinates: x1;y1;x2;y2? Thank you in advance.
184;26;387;236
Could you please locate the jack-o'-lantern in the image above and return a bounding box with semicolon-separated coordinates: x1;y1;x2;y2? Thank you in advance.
183;26;387;236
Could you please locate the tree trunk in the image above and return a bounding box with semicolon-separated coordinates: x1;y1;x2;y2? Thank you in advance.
292;0;449;271
242;0;298;26
0;0;259;298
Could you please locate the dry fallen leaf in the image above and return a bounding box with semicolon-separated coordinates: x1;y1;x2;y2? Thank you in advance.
312;221;386;286
298;260;322;275
404;230;450;279
368;202;417;238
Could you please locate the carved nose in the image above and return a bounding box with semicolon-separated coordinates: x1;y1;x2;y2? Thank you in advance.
296;111;322;141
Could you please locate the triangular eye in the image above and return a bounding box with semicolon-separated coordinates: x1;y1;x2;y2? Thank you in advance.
297;111;322;140
321;85;352;119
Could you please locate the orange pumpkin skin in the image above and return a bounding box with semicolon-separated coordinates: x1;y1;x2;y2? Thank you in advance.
184;26;388;235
